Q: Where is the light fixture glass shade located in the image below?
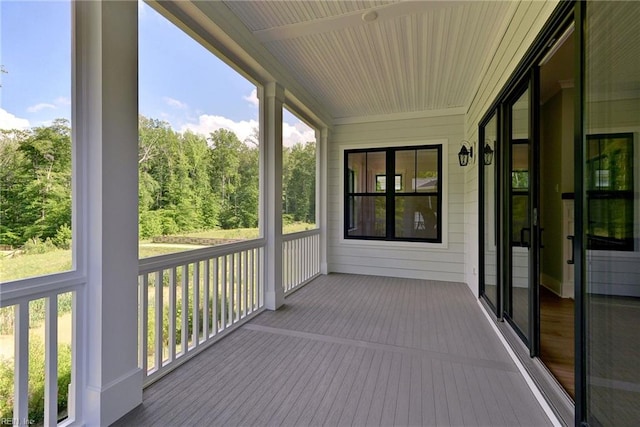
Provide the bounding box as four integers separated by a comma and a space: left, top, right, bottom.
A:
458, 145, 470, 167
483, 143, 494, 166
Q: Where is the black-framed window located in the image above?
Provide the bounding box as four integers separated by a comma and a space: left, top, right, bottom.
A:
344, 145, 442, 242
586, 133, 634, 251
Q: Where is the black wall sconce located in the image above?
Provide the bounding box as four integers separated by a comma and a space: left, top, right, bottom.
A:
458, 140, 473, 167
483, 140, 494, 166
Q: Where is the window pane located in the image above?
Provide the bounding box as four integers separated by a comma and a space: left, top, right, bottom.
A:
587, 198, 634, 250
512, 194, 530, 246
587, 135, 633, 191
347, 152, 365, 193
347, 196, 386, 237
395, 150, 415, 192
138, 3, 259, 259
0, 1, 72, 282
282, 108, 317, 232
395, 196, 438, 239
512, 90, 529, 139
367, 152, 386, 193
586, 134, 634, 251
416, 149, 438, 193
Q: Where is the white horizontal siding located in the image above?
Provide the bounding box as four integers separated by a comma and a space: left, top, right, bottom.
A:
327, 114, 465, 283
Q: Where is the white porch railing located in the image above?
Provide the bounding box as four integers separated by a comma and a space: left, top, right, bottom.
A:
0, 278, 82, 427
282, 229, 321, 294
138, 239, 265, 385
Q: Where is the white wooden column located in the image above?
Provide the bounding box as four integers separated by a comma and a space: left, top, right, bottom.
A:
76, 1, 142, 425
318, 127, 329, 274
260, 82, 285, 310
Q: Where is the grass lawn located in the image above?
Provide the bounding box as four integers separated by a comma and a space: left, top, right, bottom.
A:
1, 223, 317, 282
179, 222, 316, 239
0, 249, 72, 283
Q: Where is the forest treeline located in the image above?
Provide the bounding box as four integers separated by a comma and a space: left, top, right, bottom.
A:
0, 116, 316, 248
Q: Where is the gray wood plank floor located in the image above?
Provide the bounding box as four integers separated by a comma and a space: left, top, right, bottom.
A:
113, 274, 552, 426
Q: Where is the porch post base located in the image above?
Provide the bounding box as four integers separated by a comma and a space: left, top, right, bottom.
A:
264, 288, 285, 311
85, 368, 143, 426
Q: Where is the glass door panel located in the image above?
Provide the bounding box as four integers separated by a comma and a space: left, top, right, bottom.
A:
509, 88, 531, 341
482, 113, 499, 312
584, 2, 640, 424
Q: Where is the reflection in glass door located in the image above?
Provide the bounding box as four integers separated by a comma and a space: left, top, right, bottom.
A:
583, 2, 640, 424
508, 87, 532, 343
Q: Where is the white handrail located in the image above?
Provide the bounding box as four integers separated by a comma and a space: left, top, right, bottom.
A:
282, 228, 320, 242
138, 238, 266, 274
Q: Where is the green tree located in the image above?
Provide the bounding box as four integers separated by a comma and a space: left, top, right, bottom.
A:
283, 142, 316, 223
209, 129, 244, 228
0, 120, 71, 246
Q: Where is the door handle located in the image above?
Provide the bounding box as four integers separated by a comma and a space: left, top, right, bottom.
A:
567, 235, 574, 264
520, 227, 530, 248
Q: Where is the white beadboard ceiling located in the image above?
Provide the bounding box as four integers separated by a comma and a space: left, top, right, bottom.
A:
219, 0, 515, 122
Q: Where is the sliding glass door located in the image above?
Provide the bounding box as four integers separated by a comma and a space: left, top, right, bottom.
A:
505, 82, 538, 347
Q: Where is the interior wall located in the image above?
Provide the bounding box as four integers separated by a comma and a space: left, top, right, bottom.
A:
561, 88, 575, 193
540, 90, 565, 294
327, 113, 465, 283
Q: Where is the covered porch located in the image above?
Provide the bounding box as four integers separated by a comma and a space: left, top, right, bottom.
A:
115, 274, 551, 426
0, 1, 572, 426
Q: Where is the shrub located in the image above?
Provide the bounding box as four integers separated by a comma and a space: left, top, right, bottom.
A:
158, 293, 225, 348
22, 237, 57, 255
0, 337, 72, 424
0, 230, 21, 248
53, 224, 72, 250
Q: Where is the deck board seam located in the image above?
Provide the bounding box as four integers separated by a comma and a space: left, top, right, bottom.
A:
242, 323, 518, 373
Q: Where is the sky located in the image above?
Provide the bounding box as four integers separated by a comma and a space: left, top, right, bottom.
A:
0, 0, 315, 146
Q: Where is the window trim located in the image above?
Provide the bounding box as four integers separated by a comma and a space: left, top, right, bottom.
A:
342, 143, 445, 244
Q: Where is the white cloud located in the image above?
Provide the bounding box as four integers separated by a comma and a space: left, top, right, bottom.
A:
54, 96, 71, 106
181, 115, 259, 144
163, 97, 188, 110
244, 88, 259, 109
26, 103, 56, 113
26, 97, 71, 114
0, 108, 30, 130
283, 122, 316, 147
180, 113, 316, 147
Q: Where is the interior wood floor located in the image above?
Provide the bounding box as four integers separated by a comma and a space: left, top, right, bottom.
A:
539, 286, 575, 399
114, 274, 552, 426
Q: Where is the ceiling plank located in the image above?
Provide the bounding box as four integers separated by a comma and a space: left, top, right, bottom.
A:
253, 1, 465, 43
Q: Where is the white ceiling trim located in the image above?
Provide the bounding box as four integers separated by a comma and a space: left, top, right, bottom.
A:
253, 0, 465, 43
333, 107, 466, 125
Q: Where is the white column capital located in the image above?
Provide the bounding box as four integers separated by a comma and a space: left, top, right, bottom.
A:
264, 81, 285, 102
